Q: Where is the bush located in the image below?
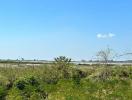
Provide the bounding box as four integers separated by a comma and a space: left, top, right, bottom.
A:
119, 70, 129, 78
15, 76, 39, 90
13, 76, 48, 99
72, 69, 87, 85
27, 76, 39, 86
43, 67, 60, 84
6, 78, 15, 90
98, 70, 112, 81
15, 80, 27, 90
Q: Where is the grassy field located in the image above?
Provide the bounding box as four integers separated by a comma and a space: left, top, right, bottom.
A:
0, 61, 132, 100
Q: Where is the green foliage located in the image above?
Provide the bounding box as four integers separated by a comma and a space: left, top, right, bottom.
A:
0, 86, 6, 100
6, 88, 24, 100
13, 76, 48, 99
42, 66, 60, 84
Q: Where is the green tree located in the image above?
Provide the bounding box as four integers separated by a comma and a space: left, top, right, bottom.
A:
54, 56, 72, 78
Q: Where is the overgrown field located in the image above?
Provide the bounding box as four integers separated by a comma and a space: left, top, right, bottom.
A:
0, 61, 132, 100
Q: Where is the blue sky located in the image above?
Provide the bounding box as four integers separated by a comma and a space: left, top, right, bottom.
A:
0, 0, 132, 60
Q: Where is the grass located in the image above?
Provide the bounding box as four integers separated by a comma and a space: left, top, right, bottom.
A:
0, 63, 131, 100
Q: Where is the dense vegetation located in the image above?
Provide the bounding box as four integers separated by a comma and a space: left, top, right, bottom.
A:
0, 57, 132, 100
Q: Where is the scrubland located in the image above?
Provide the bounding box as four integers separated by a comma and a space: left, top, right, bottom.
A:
0, 57, 131, 100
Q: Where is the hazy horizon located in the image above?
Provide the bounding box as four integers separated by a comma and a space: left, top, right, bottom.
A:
0, 0, 132, 60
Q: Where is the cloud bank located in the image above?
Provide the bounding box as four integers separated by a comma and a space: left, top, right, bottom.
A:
97, 33, 115, 39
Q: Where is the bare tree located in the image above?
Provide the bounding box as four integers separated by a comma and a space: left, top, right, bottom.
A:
96, 47, 114, 64
115, 53, 132, 58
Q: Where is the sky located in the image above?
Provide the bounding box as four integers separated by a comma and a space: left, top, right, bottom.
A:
0, 0, 132, 60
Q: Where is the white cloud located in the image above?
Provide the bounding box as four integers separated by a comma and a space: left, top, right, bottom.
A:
108, 33, 115, 37
97, 33, 115, 39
